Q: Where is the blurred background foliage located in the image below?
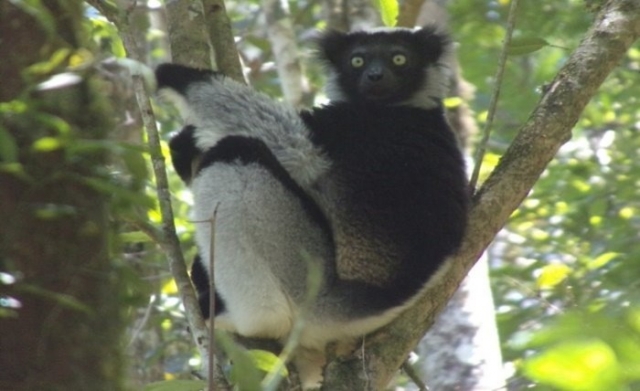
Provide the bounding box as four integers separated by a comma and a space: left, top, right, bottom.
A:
80, 0, 640, 389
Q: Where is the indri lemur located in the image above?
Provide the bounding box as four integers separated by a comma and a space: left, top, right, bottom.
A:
156, 25, 468, 388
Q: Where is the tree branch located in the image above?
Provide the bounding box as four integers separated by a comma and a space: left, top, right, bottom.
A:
165, 0, 212, 68
200, 0, 245, 82
322, 0, 640, 388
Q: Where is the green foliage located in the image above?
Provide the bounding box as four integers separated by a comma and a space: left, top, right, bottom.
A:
218, 333, 264, 390
90, 17, 126, 57
450, 0, 640, 389
520, 311, 640, 390
0, 126, 18, 163
372, 0, 399, 27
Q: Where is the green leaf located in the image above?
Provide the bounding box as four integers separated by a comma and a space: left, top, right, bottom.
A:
443, 96, 463, 109
250, 349, 288, 377
143, 379, 206, 391
26, 48, 72, 76
32, 137, 63, 152
0, 127, 18, 162
217, 331, 263, 391
372, 0, 398, 27
587, 252, 620, 270
119, 231, 153, 243
523, 339, 620, 390
536, 263, 571, 289
507, 37, 549, 56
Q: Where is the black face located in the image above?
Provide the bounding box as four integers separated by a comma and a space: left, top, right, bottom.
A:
318, 27, 447, 105
345, 42, 423, 103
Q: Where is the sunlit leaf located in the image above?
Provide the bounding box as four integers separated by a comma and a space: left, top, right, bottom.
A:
523, 340, 620, 390
0, 99, 28, 114
69, 48, 94, 68
162, 279, 178, 295
589, 215, 603, 226
537, 263, 571, 289
587, 252, 620, 270
372, 0, 398, 27
477, 110, 488, 123
26, 48, 71, 76
32, 137, 63, 152
443, 96, 463, 109
250, 349, 288, 377
619, 207, 633, 219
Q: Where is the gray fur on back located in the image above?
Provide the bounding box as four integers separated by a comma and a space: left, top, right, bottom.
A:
163, 76, 330, 188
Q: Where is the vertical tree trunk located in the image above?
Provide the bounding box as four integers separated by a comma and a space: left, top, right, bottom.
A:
0, 2, 125, 390
262, 0, 311, 108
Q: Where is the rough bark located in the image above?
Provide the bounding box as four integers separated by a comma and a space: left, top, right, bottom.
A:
165, 0, 212, 68
0, 1, 125, 390
200, 0, 245, 82
321, 1, 640, 388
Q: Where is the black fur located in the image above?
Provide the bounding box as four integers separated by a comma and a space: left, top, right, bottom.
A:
301, 102, 467, 310
156, 64, 215, 95
169, 125, 200, 184
189, 254, 226, 319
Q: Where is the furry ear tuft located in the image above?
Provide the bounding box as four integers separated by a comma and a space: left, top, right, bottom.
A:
412, 26, 451, 63
315, 30, 352, 67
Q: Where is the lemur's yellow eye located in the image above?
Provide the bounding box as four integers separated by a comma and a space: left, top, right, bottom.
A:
393, 54, 407, 66
351, 56, 364, 68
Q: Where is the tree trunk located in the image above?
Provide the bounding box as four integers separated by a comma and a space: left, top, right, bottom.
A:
0, 2, 125, 390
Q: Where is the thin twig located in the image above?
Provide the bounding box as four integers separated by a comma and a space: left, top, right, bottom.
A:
361, 336, 371, 389
127, 294, 156, 348
469, 0, 520, 192
208, 204, 220, 390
